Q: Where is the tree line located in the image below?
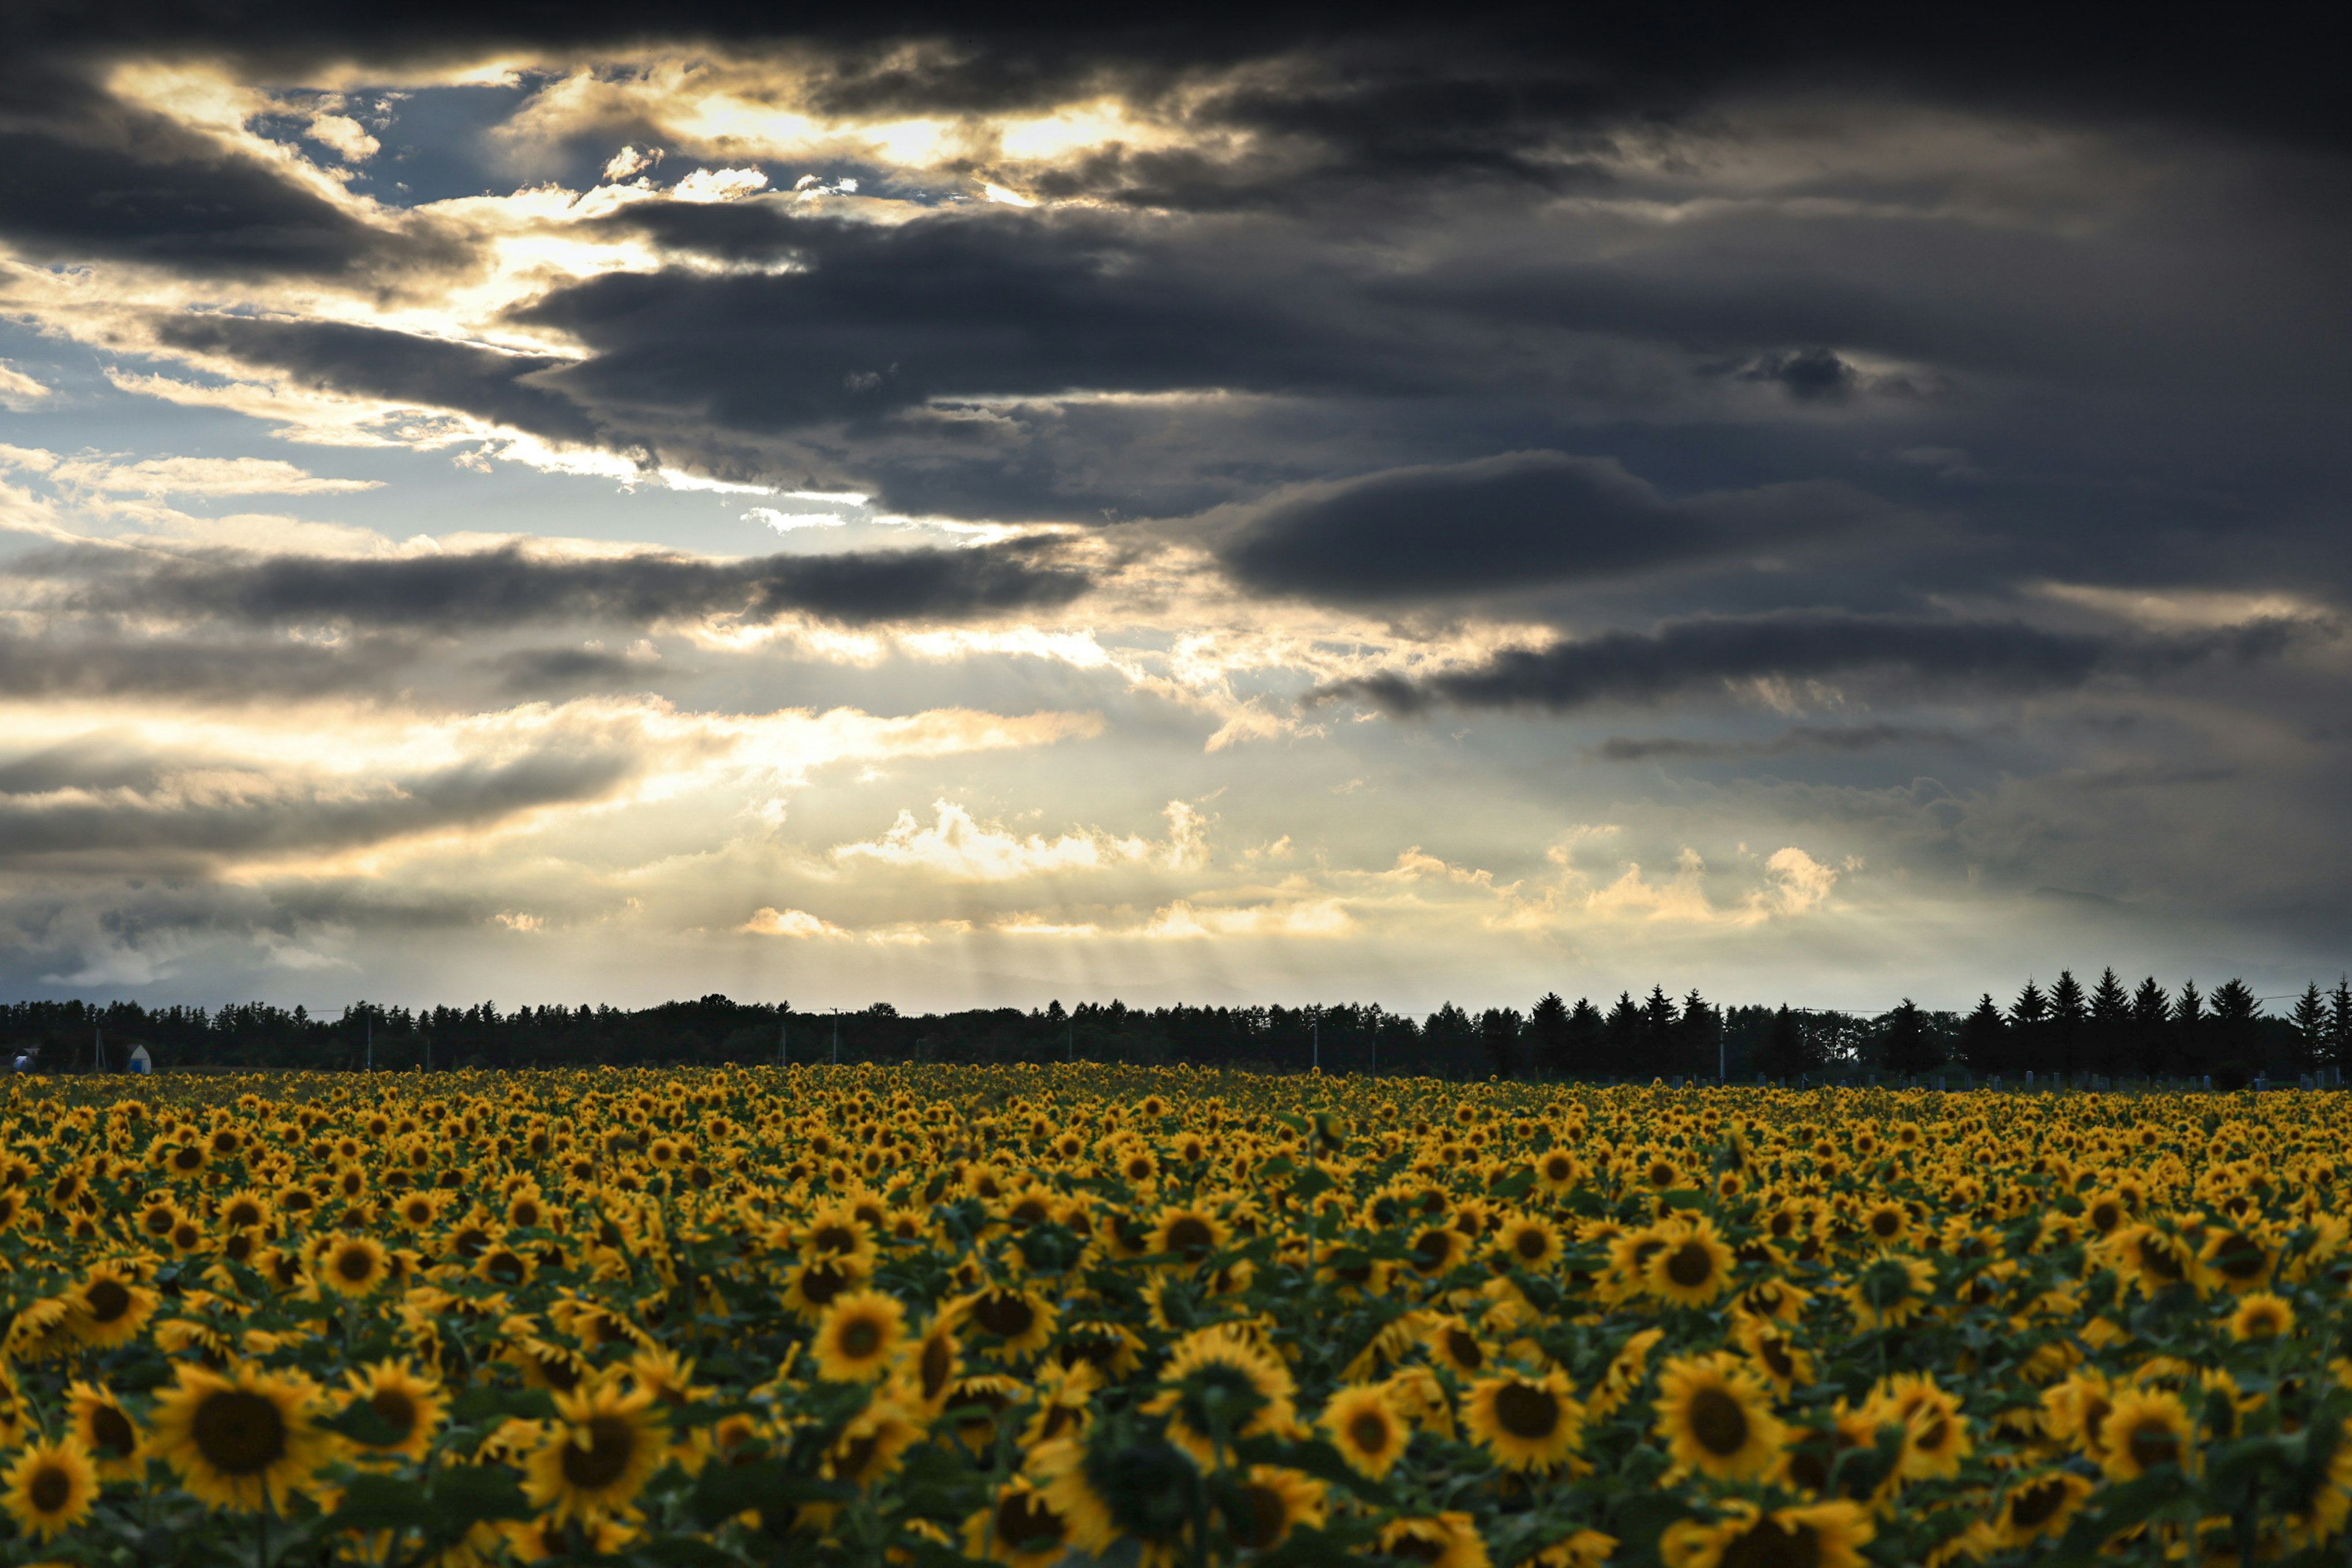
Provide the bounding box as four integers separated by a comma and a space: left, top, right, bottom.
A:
2, 968, 2344, 1084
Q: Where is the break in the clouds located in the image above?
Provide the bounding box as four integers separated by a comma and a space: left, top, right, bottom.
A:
0, 2, 2346, 1008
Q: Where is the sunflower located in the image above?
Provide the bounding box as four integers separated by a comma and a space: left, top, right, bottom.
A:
503, 1513, 638, 1561
1735, 1317, 1815, 1396
1031, 1433, 1199, 1568
1994, 1471, 2095, 1548
1219, 1465, 1325, 1553
523, 1379, 668, 1524
1463, 1370, 1583, 1471
1144, 1323, 1298, 1463
1152, 1206, 1228, 1265
965, 1477, 1072, 1568
826, 1398, 922, 1488
1844, 1253, 1936, 1330
1323, 1383, 1409, 1479
66, 1382, 143, 1479
1655, 1353, 1786, 1481
1874, 1373, 1970, 1480
2, 1436, 97, 1542
965, 1286, 1059, 1361
2229, 1292, 2295, 1343
2199, 1226, 2276, 1294
1493, 1215, 1564, 1272
148, 1362, 331, 1513
2099, 1387, 2197, 1481
317, 1235, 391, 1297
341, 1359, 445, 1463
1378, 1512, 1491, 1568
1409, 1224, 1472, 1277
1662, 1500, 1872, 1568
2108, 1224, 2196, 1296
898, 1317, 962, 1414
65, 1262, 159, 1349
944, 1374, 1026, 1453
1858, 1201, 1912, 1248
1644, 1216, 1736, 1306
1426, 1316, 1490, 1376
813, 1288, 907, 1384
1533, 1148, 1581, 1196
2041, 1370, 2116, 1458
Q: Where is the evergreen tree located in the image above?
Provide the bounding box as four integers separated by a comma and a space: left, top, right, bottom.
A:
2290, 984, 2328, 1075
1528, 992, 1570, 1075
1423, 1003, 1477, 1073
2174, 980, 2206, 1077
1479, 1007, 1523, 1079
2131, 976, 2171, 1077
2049, 970, 2087, 1076
1675, 989, 1721, 1079
2008, 979, 2048, 1076
2089, 967, 2130, 1076
2209, 979, 2258, 1085
1755, 1005, 1813, 1080
1564, 997, 1606, 1075
1604, 992, 1642, 1066
2330, 978, 2352, 1072
1880, 998, 1940, 1076
1958, 993, 2007, 1076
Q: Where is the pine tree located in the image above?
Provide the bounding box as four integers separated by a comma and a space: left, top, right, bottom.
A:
1604, 992, 1641, 1057
1958, 993, 2007, 1076
2131, 976, 2171, 1077
2049, 970, 2087, 1077
1881, 998, 1940, 1076
2089, 968, 2130, 1077
1755, 1005, 1812, 1080
2209, 979, 2258, 1085
2174, 979, 2206, 1079
1528, 992, 1570, 1075
1564, 997, 1606, 1076
1479, 1007, 1523, 1079
2290, 984, 2328, 1075
2329, 977, 2352, 1072
1676, 989, 1721, 1079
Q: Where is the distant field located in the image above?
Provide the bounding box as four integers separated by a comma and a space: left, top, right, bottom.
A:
0, 1067, 2339, 1564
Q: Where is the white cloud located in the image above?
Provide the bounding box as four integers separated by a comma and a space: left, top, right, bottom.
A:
603, 144, 663, 180
833, 799, 1152, 881
747, 507, 847, 532
306, 112, 380, 162
0, 364, 51, 410
672, 167, 771, 203
741, 905, 845, 938
50, 454, 384, 496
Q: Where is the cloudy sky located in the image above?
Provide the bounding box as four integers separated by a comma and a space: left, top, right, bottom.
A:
1, 4, 2345, 1013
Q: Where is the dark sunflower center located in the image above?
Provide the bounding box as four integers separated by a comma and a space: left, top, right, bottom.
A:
1493, 1383, 1560, 1441
227, 1202, 263, 1227
367, 1387, 419, 1440
1757, 1337, 1795, 1378
485, 1250, 527, 1284
1349, 1410, 1394, 1455
191, 1389, 289, 1476
799, 1264, 849, 1308
2212, 1236, 2265, 1280
1444, 1330, 1483, 1370
1720, 1519, 1818, 1568
2125, 1420, 2180, 1471
2138, 1239, 2184, 1281
336, 1247, 377, 1282
89, 1403, 137, 1456
1665, 1242, 1716, 1287
1916, 1415, 1950, 1453
973, 1292, 1036, 1338
1688, 1387, 1750, 1457
813, 1224, 859, 1254
560, 1415, 638, 1491
85, 1278, 132, 1324
1166, 1217, 1215, 1259
28, 1463, 71, 1514
839, 1317, 884, 1360
2009, 1480, 2068, 1529
1870, 1212, 1902, 1238
1545, 1157, 1572, 1180
996, 1492, 1065, 1550
1227, 1483, 1290, 1550
1515, 1231, 1547, 1261
921, 1336, 954, 1398
2089, 1202, 2120, 1232
1389, 1532, 1449, 1564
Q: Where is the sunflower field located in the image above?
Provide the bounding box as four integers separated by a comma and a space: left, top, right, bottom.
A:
0, 1066, 2346, 1567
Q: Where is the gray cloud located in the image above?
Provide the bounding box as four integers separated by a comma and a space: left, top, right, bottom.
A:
0, 627, 414, 701
1215, 450, 1898, 603
1593, 722, 1967, 761
32, 537, 1093, 630
1322, 611, 2328, 715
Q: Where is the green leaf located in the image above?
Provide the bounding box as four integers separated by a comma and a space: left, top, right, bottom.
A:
320, 1474, 429, 1536
323, 1400, 409, 1448
447, 1386, 559, 1426
426, 1463, 534, 1531
1234, 1436, 1395, 1509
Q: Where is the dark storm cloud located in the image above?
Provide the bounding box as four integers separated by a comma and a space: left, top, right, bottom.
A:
0, 745, 636, 862
485, 646, 666, 695
153, 317, 600, 445
1215, 451, 1898, 603
35, 536, 1093, 630
1322, 611, 2328, 716
1593, 723, 1967, 761
0, 627, 412, 702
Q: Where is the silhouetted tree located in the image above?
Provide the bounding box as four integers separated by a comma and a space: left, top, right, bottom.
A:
1959, 993, 2007, 1076
1676, 989, 1721, 1079
1881, 998, 1941, 1076
2131, 977, 2171, 1077
1754, 1005, 1814, 1080
1640, 986, 1678, 1066
2209, 979, 2258, 1087
2174, 980, 2206, 1078
2008, 979, 2049, 1075
2049, 970, 2087, 1076
1528, 992, 1570, 1075
2089, 968, 2131, 1076
2329, 978, 2352, 1072
1423, 1003, 1477, 1074
2291, 984, 2328, 1075
1564, 997, 1607, 1075
1479, 1007, 1523, 1079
